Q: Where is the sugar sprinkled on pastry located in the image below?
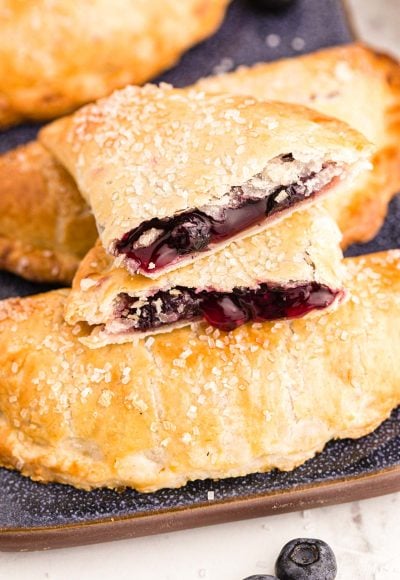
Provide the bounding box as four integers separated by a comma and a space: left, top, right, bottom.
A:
0, 0, 230, 127
196, 43, 400, 247
66, 207, 345, 346
0, 251, 399, 492
1, 44, 398, 283
40, 84, 372, 278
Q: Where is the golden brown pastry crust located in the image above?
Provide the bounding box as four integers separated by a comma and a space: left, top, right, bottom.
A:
1, 44, 398, 283
0, 141, 97, 283
0, 250, 399, 492
67, 207, 344, 345
0, 0, 230, 127
196, 43, 400, 247
40, 84, 370, 276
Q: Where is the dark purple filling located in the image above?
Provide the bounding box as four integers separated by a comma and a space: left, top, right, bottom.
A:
114, 160, 337, 274
117, 283, 340, 333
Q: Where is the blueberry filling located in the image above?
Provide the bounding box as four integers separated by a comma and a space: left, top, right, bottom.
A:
114, 283, 340, 334
114, 156, 341, 274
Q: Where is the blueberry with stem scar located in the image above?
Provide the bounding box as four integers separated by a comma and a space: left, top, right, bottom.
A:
169, 212, 211, 254
275, 538, 337, 580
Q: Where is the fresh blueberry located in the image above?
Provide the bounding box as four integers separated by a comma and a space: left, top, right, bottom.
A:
169, 212, 211, 254
275, 538, 337, 580
242, 576, 279, 580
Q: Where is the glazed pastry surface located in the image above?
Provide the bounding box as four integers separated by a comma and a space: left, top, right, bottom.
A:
0, 141, 97, 283
66, 207, 345, 345
0, 0, 229, 127
0, 251, 398, 492
40, 84, 370, 277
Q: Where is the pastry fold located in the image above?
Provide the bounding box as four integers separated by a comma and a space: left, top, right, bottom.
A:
66, 207, 345, 346
40, 84, 371, 277
0, 251, 399, 492
0, 0, 229, 127
0, 141, 97, 283
1, 44, 398, 283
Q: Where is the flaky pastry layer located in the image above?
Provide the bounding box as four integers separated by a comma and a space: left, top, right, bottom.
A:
0, 251, 399, 492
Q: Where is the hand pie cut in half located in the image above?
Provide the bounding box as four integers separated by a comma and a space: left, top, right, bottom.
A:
196, 43, 400, 249
40, 84, 372, 278
0, 45, 397, 284
0, 251, 399, 492
66, 207, 345, 346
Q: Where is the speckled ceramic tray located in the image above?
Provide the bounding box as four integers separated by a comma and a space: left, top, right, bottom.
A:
1, 0, 400, 553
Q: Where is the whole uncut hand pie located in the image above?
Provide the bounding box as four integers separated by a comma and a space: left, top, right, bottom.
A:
0, 251, 398, 492
66, 207, 345, 346
0, 0, 229, 127
40, 84, 372, 278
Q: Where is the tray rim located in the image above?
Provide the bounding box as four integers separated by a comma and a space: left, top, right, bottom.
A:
1, 464, 399, 552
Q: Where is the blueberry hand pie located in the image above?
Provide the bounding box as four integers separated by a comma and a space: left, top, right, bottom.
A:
40, 84, 372, 278
0, 0, 229, 127
66, 207, 345, 346
0, 251, 398, 492
0, 142, 97, 283
0, 44, 397, 284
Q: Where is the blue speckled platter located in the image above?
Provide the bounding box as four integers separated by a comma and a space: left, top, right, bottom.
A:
1, 0, 400, 552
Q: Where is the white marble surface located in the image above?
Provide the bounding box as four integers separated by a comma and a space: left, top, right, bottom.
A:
347, 0, 400, 58
1, 493, 400, 579
2, 2, 400, 579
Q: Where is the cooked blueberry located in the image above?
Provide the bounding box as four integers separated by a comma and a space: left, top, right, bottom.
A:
275, 538, 337, 580
280, 153, 295, 162
121, 288, 201, 332
169, 212, 211, 254
117, 283, 338, 334
200, 295, 250, 331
